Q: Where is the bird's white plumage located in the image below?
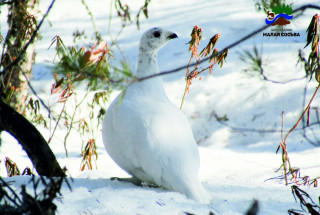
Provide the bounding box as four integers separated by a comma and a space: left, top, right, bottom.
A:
102, 27, 211, 204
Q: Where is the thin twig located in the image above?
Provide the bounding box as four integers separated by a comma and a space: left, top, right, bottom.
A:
210, 110, 320, 134
47, 101, 66, 144
283, 84, 320, 143
280, 83, 320, 185
17, 65, 52, 118
260, 66, 309, 84
0, 178, 22, 206
81, 0, 101, 41
63, 91, 89, 157
179, 51, 199, 109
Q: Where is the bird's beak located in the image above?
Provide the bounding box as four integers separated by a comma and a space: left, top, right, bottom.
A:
167, 33, 178, 39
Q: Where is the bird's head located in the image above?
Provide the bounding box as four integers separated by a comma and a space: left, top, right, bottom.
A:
139, 27, 178, 54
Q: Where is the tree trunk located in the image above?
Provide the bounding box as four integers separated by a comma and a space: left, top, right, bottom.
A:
0, 0, 38, 113
0, 98, 65, 177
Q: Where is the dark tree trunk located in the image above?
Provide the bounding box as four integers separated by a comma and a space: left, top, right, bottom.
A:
0, 0, 38, 113
0, 98, 65, 177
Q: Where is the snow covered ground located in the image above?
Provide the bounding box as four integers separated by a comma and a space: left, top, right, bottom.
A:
1, 0, 320, 214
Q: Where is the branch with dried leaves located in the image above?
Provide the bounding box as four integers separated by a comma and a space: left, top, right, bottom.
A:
180, 26, 228, 109
276, 13, 320, 186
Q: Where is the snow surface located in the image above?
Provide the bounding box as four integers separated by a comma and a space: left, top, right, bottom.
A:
1, 0, 320, 214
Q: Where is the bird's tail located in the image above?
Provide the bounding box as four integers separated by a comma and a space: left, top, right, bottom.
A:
186, 182, 212, 204
161, 172, 212, 204
181, 179, 212, 204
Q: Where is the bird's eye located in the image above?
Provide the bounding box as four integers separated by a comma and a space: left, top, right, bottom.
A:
153, 31, 161, 38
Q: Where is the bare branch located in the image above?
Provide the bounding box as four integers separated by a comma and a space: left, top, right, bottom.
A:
210, 110, 320, 134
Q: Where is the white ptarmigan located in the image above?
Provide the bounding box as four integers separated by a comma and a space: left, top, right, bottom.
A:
102, 27, 211, 204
